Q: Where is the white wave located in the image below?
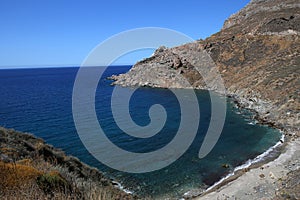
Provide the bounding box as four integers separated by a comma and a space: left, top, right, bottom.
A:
112, 180, 133, 194
248, 121, 255, 125
205, 133, 285, 192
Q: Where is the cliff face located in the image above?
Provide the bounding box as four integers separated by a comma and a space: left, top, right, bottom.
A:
112, 0, 300, 134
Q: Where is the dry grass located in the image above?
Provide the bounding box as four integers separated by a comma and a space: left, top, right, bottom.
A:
0, 158, 132, 200
0, 161, 42, 190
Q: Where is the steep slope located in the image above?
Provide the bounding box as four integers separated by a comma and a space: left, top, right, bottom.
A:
0, 127, 135, 199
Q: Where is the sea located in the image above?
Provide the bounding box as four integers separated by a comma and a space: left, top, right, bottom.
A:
0, 66, 282, 199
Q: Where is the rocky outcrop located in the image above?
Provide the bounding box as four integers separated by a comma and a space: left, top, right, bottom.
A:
111, 0, 300, 136
111, 45, 196, 89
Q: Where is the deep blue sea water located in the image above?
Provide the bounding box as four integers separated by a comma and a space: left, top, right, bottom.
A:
0, 66, 282, 198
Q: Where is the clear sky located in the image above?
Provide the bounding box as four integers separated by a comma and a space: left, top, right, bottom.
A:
0, 0, 250, 68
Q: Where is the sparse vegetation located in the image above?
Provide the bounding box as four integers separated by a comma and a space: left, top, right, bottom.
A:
37, 170, 69, 194
0, 161, 42, 190
0, 127, 135, 200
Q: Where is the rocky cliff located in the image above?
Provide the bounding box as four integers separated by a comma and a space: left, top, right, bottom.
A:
111, 0, 300, 135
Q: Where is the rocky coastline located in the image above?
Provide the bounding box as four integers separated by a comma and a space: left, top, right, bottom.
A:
110, 0, 300, 199
1, 0, 299, 199
111, 0, 299, 134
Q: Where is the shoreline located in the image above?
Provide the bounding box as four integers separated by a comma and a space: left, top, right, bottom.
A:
183, 91, 298, 200
186, 133, 286, 198
192, 92, 299, 199
173, 88, 291, 199
197, 136, 300, 199
111, 180, 134, 195
109, 80, 299, 199
110, 87, 291, 199
108, 84, 296, 199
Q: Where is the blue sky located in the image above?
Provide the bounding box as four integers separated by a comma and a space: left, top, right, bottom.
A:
0, 0, 250, 68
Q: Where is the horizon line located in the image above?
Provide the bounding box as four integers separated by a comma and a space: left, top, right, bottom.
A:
0, 64, 134, 69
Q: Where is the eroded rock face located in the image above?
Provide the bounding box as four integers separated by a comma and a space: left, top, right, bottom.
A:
111, 43, 215, 89
223, 0, 300, 35
111, 0, 300, 134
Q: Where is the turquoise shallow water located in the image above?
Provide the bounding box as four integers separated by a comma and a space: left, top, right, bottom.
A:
0, 66, 282, 198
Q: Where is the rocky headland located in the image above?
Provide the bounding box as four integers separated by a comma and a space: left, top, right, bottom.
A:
111, 0, 300, 199
112, 0, 299, 135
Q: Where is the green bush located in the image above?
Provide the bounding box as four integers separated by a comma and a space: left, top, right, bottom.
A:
37, 171, 68, 193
